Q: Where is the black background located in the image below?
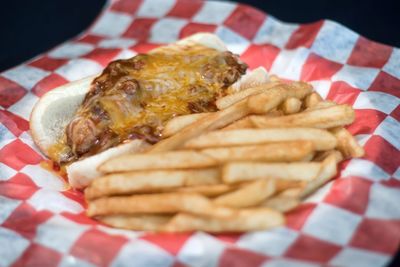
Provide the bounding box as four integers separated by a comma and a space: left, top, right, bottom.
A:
0, 0, 398, 265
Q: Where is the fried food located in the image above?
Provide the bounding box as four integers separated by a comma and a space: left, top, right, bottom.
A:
184, 128, 337, 151
84, 74, 364, 233
222, 161, 322, 183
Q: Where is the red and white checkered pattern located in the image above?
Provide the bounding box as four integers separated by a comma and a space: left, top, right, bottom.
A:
0, 0, 399, 266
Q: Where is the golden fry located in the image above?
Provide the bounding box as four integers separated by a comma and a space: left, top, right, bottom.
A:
281, 97, 302, 114
217, 82, 280, 109
313, 150, 343, 163
99, 150, 218, 173
99, 214, 172, 231
330, 127, 365, 158
247, 86, 289, 114
200, 141, 314, 162
87, 193, 235, 218
222, 161, 322, 184
173, 184, 237, 197
184, 128, 337, 151
222, 117, 254, 130
250, 104, 355, 129
306, 101, 336, 110
163, 208, 284, 232
262, 196, 300, 212
300, 154, 338, 198
149, 99, 250, 153
304, 92, 323, 108
162, 113, 210, 138
214, 179, 276, 208
85, 168, 220, 200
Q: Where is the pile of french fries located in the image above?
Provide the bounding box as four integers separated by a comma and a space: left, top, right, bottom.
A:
84, 75, 364, 232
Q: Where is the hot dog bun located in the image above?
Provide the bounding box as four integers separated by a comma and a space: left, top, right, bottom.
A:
30, 33, 269, 189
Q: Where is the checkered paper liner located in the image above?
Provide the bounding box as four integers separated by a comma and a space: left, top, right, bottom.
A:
0, 0, 399, 266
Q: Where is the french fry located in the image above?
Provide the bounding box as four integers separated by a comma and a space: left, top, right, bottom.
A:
162, 113, 210, 138
173, 184, 237, 197
149, 83, 301, 153
217, 82, 281, 109
247, 86, 289, 114
99, 150, 218, 173
304, 92, 323, 108
279, 187, 303, 197
330, 127, 365, 158
200, 141, 314, 162
214, 179, 276, 208
99, 214, 172, 231
268, 74, 281, 82
275, 180, 304, 192
184, 128, 337, 151
148, 99, 250, 153
262, 196, 300, 212
301, 152, 315, 162
230, 66, 270, 92
246, 81, 314, 115
222, 117, 254, 130
313, 150, 344, 163
85, 168, 220, 200
266, 109, 285, 117
222, 161, 322, 184
163, 208, 284, 232
306, 101, 336, 110
87, 193, 235, 218
281, 97, 302, 114
300, 154, 338, 198
250, 104, 355, 129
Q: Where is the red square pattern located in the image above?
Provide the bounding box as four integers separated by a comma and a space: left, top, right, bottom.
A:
285, 203, 316, 231
2, 202, 52, 240
0, 76, 27, 108
300, 53, 342, 82
285, 20, 324, 49
0, 110, 29, 137
224, 4, 266, 40
390, 105, 400, 122
381, 178, 400, 188
324, 177, 372, 215
70, 229, 128, 266
350, 218, 400, 254
123, 18, 158, 41
368, 71, 400, 98
326, 81, 361, 106
212, 233, 241, 244
0, 139, 43, 171
83, 48, 122, 67
141, 233, 191, 256
31, 73, 68, 97
346, 109, 387, 135
61, 212, 99, 226
110, 0, 143, 14
347, 37, 393, 68
11, 243, 62, 267
77, 34, 104, 45
0, 173, 38, 200
132, 43, 160, 54
240, 44, 280, 71
363, 135, 400, 175
218, 247, 268, 267
285, 234, 341, 263
61, 189, 86, 208
172, 261, 189, 267
179, 23, 217, 39
167, 0, 204, 19
28, 56, 68, 72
